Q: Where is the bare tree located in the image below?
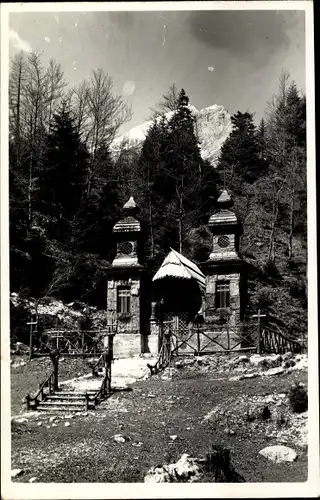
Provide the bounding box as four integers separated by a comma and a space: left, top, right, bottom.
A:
9, 50, 67, 227
265, 71, 306, 262
9, 52, 27, 163
68, 81, 90, 136
69, 69, 132, 197
150, 83, 179, 119
44, 59, 67, 129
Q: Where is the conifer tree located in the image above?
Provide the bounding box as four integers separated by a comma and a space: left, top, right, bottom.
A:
217, 111, 267, 192
37, 102, 89, 241
138, 89, 218, 263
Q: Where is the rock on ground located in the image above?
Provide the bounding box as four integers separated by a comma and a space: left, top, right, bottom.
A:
264, 367, 285, 377
259, 445, 297, 463
144, 453, 202, 483
11, 469, 24, 478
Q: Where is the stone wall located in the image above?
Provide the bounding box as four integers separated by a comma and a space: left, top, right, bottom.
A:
107, 277, 141, 333
204, 272, 241, 326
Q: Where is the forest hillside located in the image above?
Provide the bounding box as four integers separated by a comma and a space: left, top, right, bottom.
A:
9, 52, 307, 340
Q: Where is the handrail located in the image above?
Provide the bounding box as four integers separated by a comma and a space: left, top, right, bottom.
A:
85, 371, 109, 409
26, 370, 55, 410
88, 353, 105, 376
147, 334, 172, 375
273, 324, 307, 348
34, 371, 55, 399
261, 324, 306, 354
147, 342, 165, 375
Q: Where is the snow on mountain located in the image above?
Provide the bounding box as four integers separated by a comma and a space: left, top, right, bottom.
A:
110, 104, 232, 167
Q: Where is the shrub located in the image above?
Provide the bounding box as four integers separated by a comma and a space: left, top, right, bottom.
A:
289, 383, 308, 413
263, 260, 282, 282
289, 278, 306, 299
261, 405, 271, 420
277, 414, 288, 428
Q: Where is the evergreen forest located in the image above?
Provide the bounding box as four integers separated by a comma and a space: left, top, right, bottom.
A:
9, 51, 307, 339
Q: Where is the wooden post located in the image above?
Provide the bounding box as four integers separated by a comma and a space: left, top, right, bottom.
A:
27, 317, 37, 361
50, 350, 60, 392
82, 330, 85, 351
158, 321, 163, 353
26, 394, 30, 410
106, 335, 114, 393
252, 309, 266, 354
226, 321, 230, 351
197, 326, 201, 356
85, 392, 89, 411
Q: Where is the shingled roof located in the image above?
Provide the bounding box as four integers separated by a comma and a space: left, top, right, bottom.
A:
152, 248, 206, 292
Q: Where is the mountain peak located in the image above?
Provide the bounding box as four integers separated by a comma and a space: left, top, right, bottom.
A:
110, 104, 232, 167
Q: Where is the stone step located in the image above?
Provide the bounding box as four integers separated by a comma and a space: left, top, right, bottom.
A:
37, 405, 86, 412
54, 391, 97, 396
39, 400, 88, 407
46, 395, 87, 401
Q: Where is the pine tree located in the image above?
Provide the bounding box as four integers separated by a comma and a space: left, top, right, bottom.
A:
217, 111, 267, 191
38, 102, 89, 241
138, 89, 219, 263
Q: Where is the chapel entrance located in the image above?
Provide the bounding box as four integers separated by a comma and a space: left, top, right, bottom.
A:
152, 248, 206, 352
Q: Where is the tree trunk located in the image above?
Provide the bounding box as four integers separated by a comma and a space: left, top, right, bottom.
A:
28, 151, 33, 227
288, 152, 297, 260
268, 177, 286, 262
15, 63, 22, 167
147, 163, 155, 258
178, 176, 184, 253
288, 186, 295, 260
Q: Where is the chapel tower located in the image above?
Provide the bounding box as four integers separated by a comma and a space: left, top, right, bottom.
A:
201, 190, 244, 327
105, 196, 148, 356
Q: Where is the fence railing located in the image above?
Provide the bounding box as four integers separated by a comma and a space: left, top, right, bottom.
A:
30, 327, 116, 358
260, 325, 306, 354
153, 317, 307, 359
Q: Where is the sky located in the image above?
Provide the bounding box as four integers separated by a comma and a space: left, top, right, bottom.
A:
9, 8, 306, 135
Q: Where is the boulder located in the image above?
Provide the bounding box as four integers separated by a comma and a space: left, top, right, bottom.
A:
144, 466, 171, 483
114, 434, 129, 443
291, 355, 308, 371
259, 445, 297, 463
144, 454, 202, 483
11, 469, 24, 478
264, 367, 285, 377
238, 355, 249, 363
14, 417, 28, 424
282, 352, 293, 361
249, 354, 264, 366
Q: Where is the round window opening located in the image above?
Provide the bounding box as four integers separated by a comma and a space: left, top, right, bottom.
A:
218, 236, 230, 248
121, 242, 134, 255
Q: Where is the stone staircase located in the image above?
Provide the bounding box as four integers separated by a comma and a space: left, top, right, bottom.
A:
36, 390, 98, 412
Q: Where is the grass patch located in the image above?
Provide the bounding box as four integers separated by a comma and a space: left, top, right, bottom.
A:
11, 356, 91, 415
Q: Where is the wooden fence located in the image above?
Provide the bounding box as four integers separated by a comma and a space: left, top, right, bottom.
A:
157, 318, 307, 357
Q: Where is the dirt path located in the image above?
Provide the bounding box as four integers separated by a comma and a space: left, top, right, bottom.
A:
60, 355, 157, 392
